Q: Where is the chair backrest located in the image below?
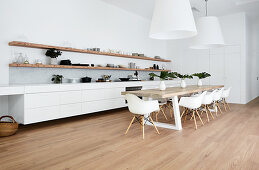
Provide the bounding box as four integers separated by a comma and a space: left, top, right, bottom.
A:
213, 88, 224, 101
198, 91, 207, 103
194, 91, 207, 107
202, 90, 216, 104
222, 87, 231, 98
125, 94, 159, 115
125, 94, 143, 114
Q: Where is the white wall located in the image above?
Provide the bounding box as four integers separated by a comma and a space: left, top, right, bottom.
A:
246, 16, 259, 102
167, 13, 250, 104
0, 0, 168, 114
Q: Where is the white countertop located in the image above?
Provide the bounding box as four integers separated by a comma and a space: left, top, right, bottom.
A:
0, 80, 179, 95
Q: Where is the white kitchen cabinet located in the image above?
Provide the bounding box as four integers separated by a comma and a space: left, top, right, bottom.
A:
82, 98, 126, 114
60, 103, 82, 118
25, 92, 60, 109
82, 87, 124, 102
6, 80, 178, 124
60, 91, 82, 104
24, 106, 60, 124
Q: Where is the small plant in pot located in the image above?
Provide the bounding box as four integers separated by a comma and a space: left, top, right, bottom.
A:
51, 75, 64, 84
192, 72, 211, 86
168, 72, 178, 79
176, 73, 193, 88
149, 71, 169, 90
45, 48, 62, 65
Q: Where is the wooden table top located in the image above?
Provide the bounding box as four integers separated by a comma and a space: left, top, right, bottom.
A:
121, 85, 224, 98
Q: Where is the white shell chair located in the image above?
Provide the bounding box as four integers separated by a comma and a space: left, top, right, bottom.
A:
125, 94, 160, 139
193, 89, 217, 122
211, 88, 224, 116
221, 87, 231, 111
179, 91, 207, 129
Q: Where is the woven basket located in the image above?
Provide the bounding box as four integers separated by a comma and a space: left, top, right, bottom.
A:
0, 116, 19, 137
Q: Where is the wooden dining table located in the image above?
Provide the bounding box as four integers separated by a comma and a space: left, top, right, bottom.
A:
121, 85, 224, 131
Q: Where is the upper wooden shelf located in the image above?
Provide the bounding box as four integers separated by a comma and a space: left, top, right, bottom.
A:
8, 41, 171, 62
9, 64, 170, 72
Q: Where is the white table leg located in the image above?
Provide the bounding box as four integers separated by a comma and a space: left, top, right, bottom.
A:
172, 96, 182, 130
143, 96, 182, 131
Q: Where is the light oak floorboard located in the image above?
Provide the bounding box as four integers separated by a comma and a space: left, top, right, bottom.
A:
0, 98, 259, 170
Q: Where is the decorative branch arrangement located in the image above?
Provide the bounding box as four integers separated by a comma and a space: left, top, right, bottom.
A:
149, 71, 194, 80
192, 72, 211, 79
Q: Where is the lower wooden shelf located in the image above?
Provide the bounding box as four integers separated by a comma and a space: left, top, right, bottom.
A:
9, 64, 171, 72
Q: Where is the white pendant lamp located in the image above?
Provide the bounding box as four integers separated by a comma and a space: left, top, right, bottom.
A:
149, 0, 197, 40
190, 0, 225, 49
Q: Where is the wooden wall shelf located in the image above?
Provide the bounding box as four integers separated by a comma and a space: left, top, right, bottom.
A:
8, 41, 171, 62
9, 64, 171, 72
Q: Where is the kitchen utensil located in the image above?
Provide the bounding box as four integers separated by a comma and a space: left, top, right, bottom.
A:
81, 76, 92, 83
119, 78, 130, 81
60, 60, 72, 65
68, 78, 80, 83
129, 62, 136, 69
107, 64, 114, 67
118, 65, 126, 68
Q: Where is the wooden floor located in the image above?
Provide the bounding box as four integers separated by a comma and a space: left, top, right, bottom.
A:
0, 98, 259, 170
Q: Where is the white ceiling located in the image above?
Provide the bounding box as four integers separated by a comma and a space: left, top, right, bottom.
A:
101, 0, 259, 19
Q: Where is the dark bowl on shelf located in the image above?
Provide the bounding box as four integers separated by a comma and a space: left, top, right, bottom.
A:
119, 78, 130, 81
60, 60, 72, 65
81, 76, 92, 83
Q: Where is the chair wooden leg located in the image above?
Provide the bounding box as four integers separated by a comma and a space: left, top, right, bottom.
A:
160, 106, 168, 120
168, 103, 173, 118
149, 117, 160, 134
223, 98, 227, 111
181, 108, 186, 118
142, 116, 144, 139
195, 109, 204, 125
204, 105, 210, 122
207, 105, 214, 119
216, 102, 223, 114
163, 104, 167, 114
184, 109, 188, 123
156, 111, 158, 122
225, 100, 231, 111
125, 116, 135, 135
214, 103, 218, 117
192, 110, 197, 130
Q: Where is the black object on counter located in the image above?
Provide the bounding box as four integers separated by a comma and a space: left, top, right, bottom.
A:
81, 76, 92, 83
119, 78, 130, 81
60, 60, 72, 65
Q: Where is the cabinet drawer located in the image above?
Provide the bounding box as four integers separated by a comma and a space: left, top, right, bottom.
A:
82, 98, 126, 113
60, 91, 82, 104
25, 93, 60, 109
60, 103, 82, 118
82, 88, 124, 101
24, 106, 60, 124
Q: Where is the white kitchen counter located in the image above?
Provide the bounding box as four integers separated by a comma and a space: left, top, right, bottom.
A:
4, 80, 179, 124
0, 80, 179, 95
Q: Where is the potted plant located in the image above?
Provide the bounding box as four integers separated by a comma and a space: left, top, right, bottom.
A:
45, 48, 62, 65
149, 71, 169, 90
51, 75, 64, 84
192, 72, 211, 86
168, 72, 178, 79
176, 73, 193, 88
